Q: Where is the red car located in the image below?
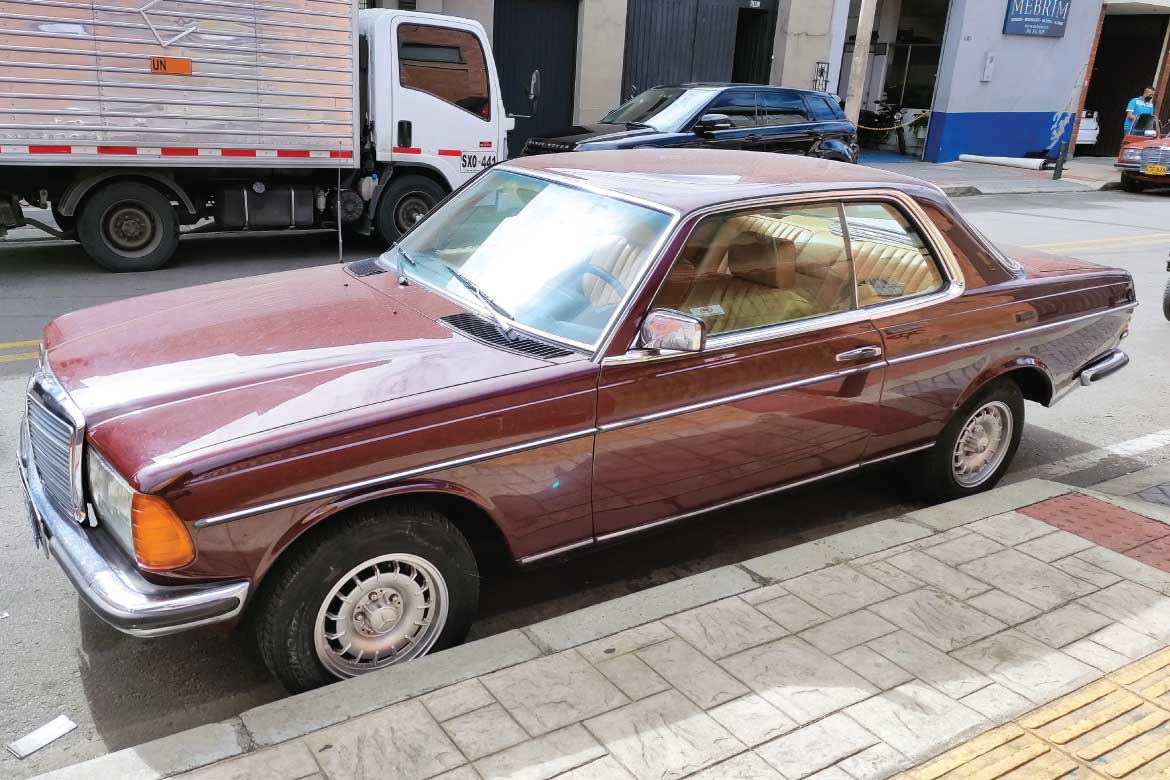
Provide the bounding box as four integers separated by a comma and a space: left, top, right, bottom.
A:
1116, 114, 1168, 192
19, 150, 1134, 691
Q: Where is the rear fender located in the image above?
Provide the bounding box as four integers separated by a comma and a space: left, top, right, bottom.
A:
954, 356, 1056, 410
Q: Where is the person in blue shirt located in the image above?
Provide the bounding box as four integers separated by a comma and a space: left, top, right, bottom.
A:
1125, 87, 1156, 135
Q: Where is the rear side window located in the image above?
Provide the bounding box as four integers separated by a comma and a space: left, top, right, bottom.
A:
398, 23, 490, 121
805, 95, 842, 121
707, 92, 759, 128
760, 90, 810, 125
842, 202, 945, 306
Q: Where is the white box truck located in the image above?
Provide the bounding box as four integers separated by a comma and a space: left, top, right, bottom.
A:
0, 1, 514, 271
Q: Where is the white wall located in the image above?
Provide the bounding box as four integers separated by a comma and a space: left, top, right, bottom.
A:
772, 0, 838, 88
575, 0, 628, 123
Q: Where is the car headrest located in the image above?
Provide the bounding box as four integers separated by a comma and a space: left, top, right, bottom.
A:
727, 233, 796, 289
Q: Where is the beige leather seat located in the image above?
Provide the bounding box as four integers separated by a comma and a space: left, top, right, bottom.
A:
851, 239, 943, 307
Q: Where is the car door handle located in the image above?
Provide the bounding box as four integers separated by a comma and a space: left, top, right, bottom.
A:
745, 134, 763, 142
836, 346, 883, 362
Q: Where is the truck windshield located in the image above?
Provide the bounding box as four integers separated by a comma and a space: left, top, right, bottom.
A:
601, 87, 717, 132
383, 169, 673, 350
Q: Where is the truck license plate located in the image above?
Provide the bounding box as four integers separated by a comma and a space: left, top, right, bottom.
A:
461, 153, 496, 171
1146, 164, 1168, 176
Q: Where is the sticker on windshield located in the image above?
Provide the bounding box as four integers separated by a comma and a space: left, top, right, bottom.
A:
461, 153, 497, 171
690, 304, 725, 318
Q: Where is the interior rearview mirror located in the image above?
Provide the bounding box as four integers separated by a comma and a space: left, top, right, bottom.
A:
695, 113, 733, 133
639, 309, 705, 353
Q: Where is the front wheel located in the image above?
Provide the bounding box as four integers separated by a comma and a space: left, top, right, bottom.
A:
253, 501, 479, 692
76, 181, 178, 271
374, 175, 446, 245
1121, 173, 1146, 193
1162, 278, 1170, 321
916, 379, 1024, 502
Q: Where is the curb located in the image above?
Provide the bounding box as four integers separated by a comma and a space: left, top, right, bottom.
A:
31, 478, 1088, 780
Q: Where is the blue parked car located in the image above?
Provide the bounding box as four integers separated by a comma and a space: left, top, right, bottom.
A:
521, 83, 858, 163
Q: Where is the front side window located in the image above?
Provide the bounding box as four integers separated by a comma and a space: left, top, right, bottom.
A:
842, 202, 945, 306
383, 170, 673, 348
398, 23, 490, 120
760, 90, 811, 126
706, 92, 759, 129
650, 203, 854, 337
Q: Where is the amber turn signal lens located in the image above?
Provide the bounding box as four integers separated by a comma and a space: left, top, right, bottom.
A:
131, 493, 195, 571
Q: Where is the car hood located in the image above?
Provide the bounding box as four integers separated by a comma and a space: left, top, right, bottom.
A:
532, 123, 660, 146
1122, 135, 1169, 149
43, 265, 549, 478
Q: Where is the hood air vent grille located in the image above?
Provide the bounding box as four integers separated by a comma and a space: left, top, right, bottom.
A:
346, 258, 387, 277
440, 313, 573, 359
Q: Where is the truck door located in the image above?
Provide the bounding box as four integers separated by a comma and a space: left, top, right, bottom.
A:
391, 19, 502, 188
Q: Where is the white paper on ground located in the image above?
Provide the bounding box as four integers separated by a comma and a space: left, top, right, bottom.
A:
6, 715, 77, 759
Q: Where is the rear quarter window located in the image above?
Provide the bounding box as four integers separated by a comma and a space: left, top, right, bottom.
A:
804, 94, 844, 122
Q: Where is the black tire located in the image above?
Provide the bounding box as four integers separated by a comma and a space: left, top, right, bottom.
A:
76, 181, 178, 271
1162, 278, 1170, 321
374, 174, 446, 245
253, 501, 479, 693
1121, 173, 1145, 193
916, 379, 1025, 503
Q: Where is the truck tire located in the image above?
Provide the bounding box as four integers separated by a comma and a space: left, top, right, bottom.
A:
1121, 173, 1145, 193
914, 379, 1024, 503
1162, 278, 1170, 321
76, 181, 179, 272
375, 174, 446, 245
253, 500, 479, 693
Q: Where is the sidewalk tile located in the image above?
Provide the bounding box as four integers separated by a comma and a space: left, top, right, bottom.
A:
922, 534, 1004, 567
966, 589, 1041, 624
959, 549, 1095, 609
1074, 547, 1170, 593
742, 584, 790, 606
806, 766, 852, 780
637, 637, 749, 708
554, 755, 636, 780
866, 631, 989, 699
845, 681, 987, 760
304, 699, 464, 780
886, 551, 991, 599
754, 594, 831, 632
953, 630, 1099, 703
422, 680, 496, 722
691, 752, 784, 780
482, 650, 628, 737
800, 611, 897, 655
721, 637, 877, 724
966, 511, 1056, 546
1080, 580, 1170, 642
754, 713, 877, 779
1019, 493, 1170, 551
1126, 537, 1170, 573
859, 561, 924, 594
434, 769, 480, 780
838, 742, 910, 780
595, 653, 670, 700
1089, 623, 1162, 660
709, 694, 798, 746
1017, 603, 1113, 648
869, 588, 1006, 651
783, 565, 897, 617
903, 481, 1069, 531
1063, 638, 1132, 672
176, 742, 319, 780
1014, 530, 1094, 563
584, 690, 741, 780
577, 622, 675, 665
442, 703, 529, 761
474, 724, 605, 780
1138, 483, 1170, 507
959, 683, 1033, 722
663, 597, 786, 659
1051, 556, 1122, 589
834, 645, 914, 690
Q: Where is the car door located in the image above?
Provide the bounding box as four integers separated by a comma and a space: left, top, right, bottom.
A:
686, 90, 761, 151
592, 198, 886, 539
756, 89, 817, 155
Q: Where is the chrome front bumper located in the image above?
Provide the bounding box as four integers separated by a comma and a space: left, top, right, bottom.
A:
1079, 348, 1129, 387
17, 416, 249, 637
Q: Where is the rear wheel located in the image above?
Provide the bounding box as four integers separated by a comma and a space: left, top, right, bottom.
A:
1121, 173, 1145, 193
374, 174, 446, 245
916, 379, 1024, 502
253, 501, 479, 692
76, 181, 178, 271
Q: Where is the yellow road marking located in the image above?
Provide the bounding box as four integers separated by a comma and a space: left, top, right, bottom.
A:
0, 339, 41, 350
0, 352, 38, 363
1023, 232, 1170, 250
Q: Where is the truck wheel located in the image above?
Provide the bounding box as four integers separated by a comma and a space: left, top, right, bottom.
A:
253, 501, 479, 693
915, 379, 1024, 503
76, 181, 178, 272
375, 175, 445, 244
1121, 173, 1145, 193
1162, 278, 1170, 321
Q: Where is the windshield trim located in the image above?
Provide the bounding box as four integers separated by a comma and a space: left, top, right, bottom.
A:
393, 165, 681, 356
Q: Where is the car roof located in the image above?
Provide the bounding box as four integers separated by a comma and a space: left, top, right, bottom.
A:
503, 149, 932, 215
678, 82, 825, 95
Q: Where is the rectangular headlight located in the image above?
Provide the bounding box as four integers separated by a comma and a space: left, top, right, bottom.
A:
1122, 148, 1142, 161
86, 449, 134, 555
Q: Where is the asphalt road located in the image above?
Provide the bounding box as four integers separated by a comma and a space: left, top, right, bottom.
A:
2, 189, 1170, 778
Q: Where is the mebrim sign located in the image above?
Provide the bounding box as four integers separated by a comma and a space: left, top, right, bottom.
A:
1003, 0, 1070, 38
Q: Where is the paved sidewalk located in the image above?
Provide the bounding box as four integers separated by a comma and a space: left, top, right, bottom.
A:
36, 478, 1170, 780
865, 157, 1122, 197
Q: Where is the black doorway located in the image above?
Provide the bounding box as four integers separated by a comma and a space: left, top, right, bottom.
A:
493, 0, 580, 157
1083, 14, 1169, 156
732, 8, 771, 83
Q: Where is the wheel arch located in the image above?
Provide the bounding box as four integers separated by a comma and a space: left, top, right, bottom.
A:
955, 357, 1056, 410
369, 163, 453, 223
58, 170, 198, 218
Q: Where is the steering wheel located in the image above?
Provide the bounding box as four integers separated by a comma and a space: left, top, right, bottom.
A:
582, 264, 628, 298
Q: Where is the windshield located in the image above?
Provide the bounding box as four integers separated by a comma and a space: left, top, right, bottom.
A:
601, 87, 718, 132
380, 169, 673, 349
1131, 113, 1160, 136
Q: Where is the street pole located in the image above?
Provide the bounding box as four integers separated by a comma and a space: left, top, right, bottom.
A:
844, 0, 879, 125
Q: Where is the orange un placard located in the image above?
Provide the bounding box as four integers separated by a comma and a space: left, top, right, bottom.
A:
150, 57, 192, 76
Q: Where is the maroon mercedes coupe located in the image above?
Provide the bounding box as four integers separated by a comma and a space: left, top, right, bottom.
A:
19, 150, 1133, 690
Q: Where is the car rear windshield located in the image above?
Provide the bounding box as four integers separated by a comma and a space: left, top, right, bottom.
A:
602, 87, 717, 132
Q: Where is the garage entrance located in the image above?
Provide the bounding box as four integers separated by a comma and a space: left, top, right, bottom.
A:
493, 0, 579, 157
1082, 13, 1170, 156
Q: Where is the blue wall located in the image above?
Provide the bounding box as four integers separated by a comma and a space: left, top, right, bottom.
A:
924, 110, 1075, 162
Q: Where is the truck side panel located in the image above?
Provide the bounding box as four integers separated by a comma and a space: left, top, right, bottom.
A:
0, 0, 359, 168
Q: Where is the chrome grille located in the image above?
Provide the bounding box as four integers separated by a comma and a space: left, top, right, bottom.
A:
25, 367, 84, 522
1140, 146, 1170, 169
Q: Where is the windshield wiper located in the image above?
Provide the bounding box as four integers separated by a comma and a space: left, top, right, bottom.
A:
441, 264, 519, 341
625, 121, 652, 129
393, 244, 416, 286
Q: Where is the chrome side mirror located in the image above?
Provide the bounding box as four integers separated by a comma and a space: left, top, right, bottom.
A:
639, 309, 705, 353
695, 113, 733, 133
